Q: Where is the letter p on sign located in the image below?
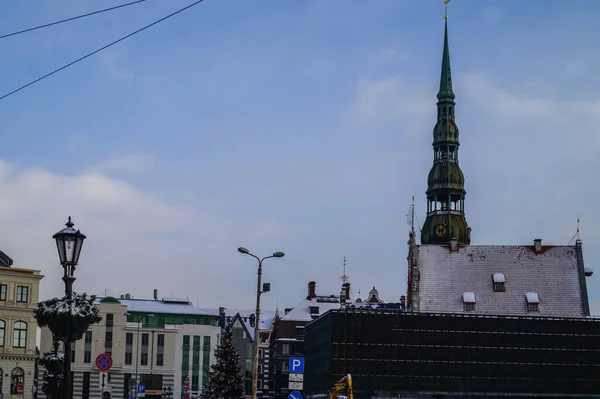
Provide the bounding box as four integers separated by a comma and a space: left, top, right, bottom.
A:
289, 357, 305, 373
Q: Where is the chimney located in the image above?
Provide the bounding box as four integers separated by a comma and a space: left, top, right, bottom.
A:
400, 295, 406, 307
343, 283, 351, 301
218, 307, 226, 328
153, 289, 158, 300
307, 281, 316, 300
450, 237, 458, 252
534, 238, 542, 253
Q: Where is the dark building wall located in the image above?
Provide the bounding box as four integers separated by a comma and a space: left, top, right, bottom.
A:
304, 310, 600, 398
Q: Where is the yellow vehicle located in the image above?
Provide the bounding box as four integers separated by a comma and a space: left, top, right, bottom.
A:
328, 374, 353, 399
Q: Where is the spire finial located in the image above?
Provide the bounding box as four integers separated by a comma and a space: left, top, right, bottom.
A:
444, 0, 451, 19
340, 256, 349, 284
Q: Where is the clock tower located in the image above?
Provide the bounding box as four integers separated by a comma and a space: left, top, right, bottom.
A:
421, 17, 471, 245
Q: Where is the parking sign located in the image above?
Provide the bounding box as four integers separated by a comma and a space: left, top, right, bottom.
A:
289, 357, 305, 373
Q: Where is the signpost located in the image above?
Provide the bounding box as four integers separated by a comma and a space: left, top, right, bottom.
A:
288, 357, 305, 392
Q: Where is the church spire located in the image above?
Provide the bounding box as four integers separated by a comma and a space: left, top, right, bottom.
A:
421, 15, 471, 246
438, 18, 454, 101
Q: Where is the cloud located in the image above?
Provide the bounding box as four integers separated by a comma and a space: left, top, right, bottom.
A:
86, 153, 155, 176
0, 159, 289, 308
349, 75, 433, 131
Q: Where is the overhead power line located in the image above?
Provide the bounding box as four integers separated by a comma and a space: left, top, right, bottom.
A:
0, 0, 205, 101
0, 0, 150, 40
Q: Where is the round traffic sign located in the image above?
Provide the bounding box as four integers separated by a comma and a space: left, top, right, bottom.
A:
96, 353, 113, 371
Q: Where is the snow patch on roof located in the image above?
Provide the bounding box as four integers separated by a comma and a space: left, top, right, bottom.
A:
526, 292, 540, 304
493, 273, 505, 283
462, 292, 476, 303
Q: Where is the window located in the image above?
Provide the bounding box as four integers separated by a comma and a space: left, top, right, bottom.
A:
0, 320, 5, 346
281, 343, 290, 355
0, 284, 6, 301
462, 292, 476, 312
492, 273, 506, 292
84, 331, 92, 363
71, 342, 76, 362
13, 321, 27, 348
141, 333, 149, 365
15, 286, 29, 303
125, 333, 133, 365
258, 364, 263, 374
10, 368, 24, 394
157, 333, 165, 366
526, 292, 540, 312
258, 349, 263, 359
106, 313, 114, 326
82, 372, 91, 399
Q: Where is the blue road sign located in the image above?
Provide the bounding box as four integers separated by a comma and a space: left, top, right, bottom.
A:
137, 384, 146, 394
289, 357, 305, 373
288, 391, 303, 399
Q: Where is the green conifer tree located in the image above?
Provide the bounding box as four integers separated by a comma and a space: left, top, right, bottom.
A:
200, 323, 245, 399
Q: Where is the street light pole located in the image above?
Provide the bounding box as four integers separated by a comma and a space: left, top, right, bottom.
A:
53, 217, 86, 399
134, 314, 154, 398
237, 247, 284, 399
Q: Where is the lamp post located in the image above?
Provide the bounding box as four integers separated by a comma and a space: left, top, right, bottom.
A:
237, 247, 284, 399
134, 314, 154, 397
53, 217, 86, 399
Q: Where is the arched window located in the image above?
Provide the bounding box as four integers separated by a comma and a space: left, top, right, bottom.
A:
13, 321, 27, 348
0, 320, 5, 346
10, 367, 24, 395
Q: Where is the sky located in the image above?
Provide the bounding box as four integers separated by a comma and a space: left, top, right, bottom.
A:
0, 0, 599, 314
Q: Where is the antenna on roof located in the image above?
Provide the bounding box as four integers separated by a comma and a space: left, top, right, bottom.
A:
406, 196, 416, 235
340, 256, 350, 285
568, 215, 581, 245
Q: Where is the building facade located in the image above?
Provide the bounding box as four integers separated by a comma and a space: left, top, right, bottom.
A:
0, 262, 44, 399
39, 292, 221, 399
304, 309, 600, 398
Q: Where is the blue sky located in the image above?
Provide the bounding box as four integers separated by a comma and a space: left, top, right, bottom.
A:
0, 0, 599, 313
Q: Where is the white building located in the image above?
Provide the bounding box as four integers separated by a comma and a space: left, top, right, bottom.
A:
0, 257, 44, 399
39, 292, 221, 399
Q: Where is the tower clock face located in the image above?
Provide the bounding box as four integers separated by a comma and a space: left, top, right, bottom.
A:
435, 224, 447, 237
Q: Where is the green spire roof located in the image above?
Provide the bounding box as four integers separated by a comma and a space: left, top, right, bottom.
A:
437, 18, 454, 101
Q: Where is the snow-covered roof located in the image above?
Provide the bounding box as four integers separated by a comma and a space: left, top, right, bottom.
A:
415, 244, 588, 317
462, 292, 476, 303
225, 309, 277, 338
526, 292, 540, 304
281, 298, 342, 322
492, 273, 505, 283
96, 298, 219, 317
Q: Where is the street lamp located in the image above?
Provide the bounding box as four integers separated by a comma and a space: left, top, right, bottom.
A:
237, 247, 284, 399
53, 217, 86, 399
134, 314, 154, 397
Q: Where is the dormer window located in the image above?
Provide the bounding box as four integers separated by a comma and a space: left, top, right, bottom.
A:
462, 292, 476, 312
526, 292, 539, 312
492, 273, 506, 292
309, 306, 319, 319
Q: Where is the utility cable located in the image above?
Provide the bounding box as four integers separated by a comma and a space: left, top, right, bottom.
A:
0, 0, 150, 40
0, 0, 205, 101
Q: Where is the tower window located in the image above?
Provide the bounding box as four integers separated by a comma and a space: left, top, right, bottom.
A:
443, 107, 447, 115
